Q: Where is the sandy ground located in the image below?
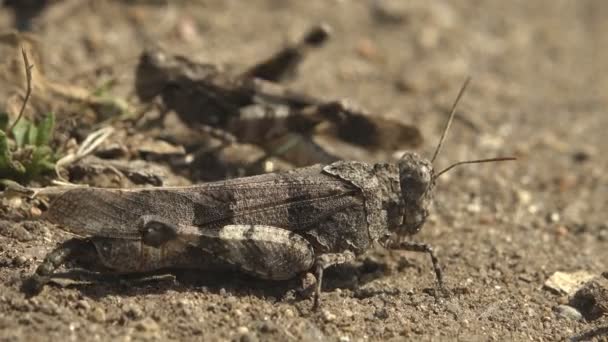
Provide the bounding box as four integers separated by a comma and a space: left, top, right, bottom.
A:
0, 1, 607, 341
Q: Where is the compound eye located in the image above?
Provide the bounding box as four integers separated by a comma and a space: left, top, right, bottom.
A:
400, 172, 430, 203
398, 152, 433, 203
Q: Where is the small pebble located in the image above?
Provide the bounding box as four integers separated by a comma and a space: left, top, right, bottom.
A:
12, 255, 27, 267
76, 300, 90, 311
124, 304, 144, 320
284, 308, 295, 318
322, 309, 336, 322
342, 309, 354, 318
547, 212, 560, 223
259, 321, 277, 333
466, 202, 482, 214
371, 0, 409, 24
238, 327, 258, 342
517, 189, 532, 205
555, 305, 583, 321
89, 307, 106, 323
240, 332, 258, 342
374, 307, 389, 320
135, 317, 160, 332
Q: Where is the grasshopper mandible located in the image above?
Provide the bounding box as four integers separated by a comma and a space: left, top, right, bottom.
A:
24, 78, 514, 308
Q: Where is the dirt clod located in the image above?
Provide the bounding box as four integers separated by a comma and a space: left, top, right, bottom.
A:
571, 277, 608, 321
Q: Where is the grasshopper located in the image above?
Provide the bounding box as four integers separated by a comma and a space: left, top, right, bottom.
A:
135, 24, 422, 169
24, 79, 514, 308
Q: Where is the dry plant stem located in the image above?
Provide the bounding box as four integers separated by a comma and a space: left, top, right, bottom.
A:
8, 49, 34, 134
54, 126, 114, 181
31, 184, 90, 198
0, 181, 88, 200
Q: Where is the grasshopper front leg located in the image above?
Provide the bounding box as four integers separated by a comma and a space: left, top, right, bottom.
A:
388, 239, 444, 290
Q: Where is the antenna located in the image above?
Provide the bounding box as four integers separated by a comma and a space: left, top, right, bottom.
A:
434, 157, 516, 180
430, 76, 471, 164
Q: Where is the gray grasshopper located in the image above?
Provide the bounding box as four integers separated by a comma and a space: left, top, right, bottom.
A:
24, 79, 513, 307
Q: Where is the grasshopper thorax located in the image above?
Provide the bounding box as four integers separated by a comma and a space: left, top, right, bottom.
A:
395, 151, 435, 236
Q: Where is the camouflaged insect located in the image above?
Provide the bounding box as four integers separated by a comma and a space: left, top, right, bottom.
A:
24, 78, 514, 309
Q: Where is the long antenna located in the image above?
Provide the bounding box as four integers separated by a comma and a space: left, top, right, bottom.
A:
430, 76, 472, 164
434, 157, 516, 180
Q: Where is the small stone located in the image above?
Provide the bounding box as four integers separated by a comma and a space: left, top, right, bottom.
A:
7, 197, 24, 212
39, 300, 59, 316
356, 38, 381, 62
547, 212, 560, 223
284, 308, 295, 318
76, 300, 90, 311
555, 225, 569, 237
238, 327, 258, 342
321, 309, 336, 322
0, 221, 32, 242
259, 321, 277, 333
572, 151, 590, 163
466, 202, 481, 214
339, 336, 350, 342
517, 189, 532, 205
29, 206, 42, 217
371, 0, 409, 24
555, 305, 582, 321
544, 271, 597, 295
374, 308, 389, 320
240, 332, 258, 342
124, 304, 144, 320
89, 307, 106, 323
528, 204, 539, 214
12, 255, 27, 267
135, 317, 159, 332
571, 276, 608, 320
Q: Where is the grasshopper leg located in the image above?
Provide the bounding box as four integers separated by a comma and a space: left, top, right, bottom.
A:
142, 222, 317, 281
22, 238, 90, 295
389, 240, 444, 290
313, 251, 355, 310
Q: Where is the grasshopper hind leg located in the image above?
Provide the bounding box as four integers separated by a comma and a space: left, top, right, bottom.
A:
167, 224, 316, 281
22, 238, 91, 295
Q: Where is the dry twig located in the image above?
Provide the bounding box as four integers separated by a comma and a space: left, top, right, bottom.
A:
8, 48, 34, 134
54, 126, 114, 181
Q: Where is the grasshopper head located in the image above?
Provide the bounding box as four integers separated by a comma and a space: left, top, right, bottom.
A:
396, 152, 435, 236
389, 78, 515, 238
